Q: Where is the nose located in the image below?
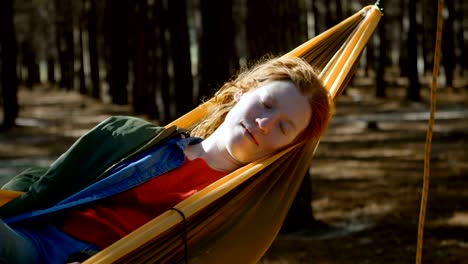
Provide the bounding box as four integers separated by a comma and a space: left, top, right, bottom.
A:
256, 113, 279, 134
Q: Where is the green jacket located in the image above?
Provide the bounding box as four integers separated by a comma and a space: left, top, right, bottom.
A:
0, 116, 186, 219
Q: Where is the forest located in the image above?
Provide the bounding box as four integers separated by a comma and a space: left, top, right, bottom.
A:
0, 0, 467, 263
0, 0, 465, 127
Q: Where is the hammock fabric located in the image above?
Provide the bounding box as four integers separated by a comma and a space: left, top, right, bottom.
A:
0, 5, 381, 264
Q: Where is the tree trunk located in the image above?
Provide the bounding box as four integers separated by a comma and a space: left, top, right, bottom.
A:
406, 0, 420, 101
153, 0, 171, 124
78, 15, 87, 95
366, 35, 375, 77
325, 0, 342, 29
105, 0, 129, 104
22, 42, 39, 88
335, 0, 343, 23
55, 0, 75, 90
376, 1, 387, 98
47, 56, 56, 84
442, 0, 455, 88
87, 0, 100, 99
143, 0, 159, 120
399, 0, 409, 78
246, 0, 308, 60
456, 0, 467, 79
167, 0, 193, 119
130, 0, 150, 114
0, 0, 19, 128
311, 0, 320, 35
422, 0, 437, 74
198, 0, 237, 100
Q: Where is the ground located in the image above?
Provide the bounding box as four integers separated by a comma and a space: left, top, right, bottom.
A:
1, 79, 467, 263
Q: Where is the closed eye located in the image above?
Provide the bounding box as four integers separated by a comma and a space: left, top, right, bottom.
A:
281, 119, 296, 136
261, 100, 272, 109
279, 123, 286, 134
280, 122, 291, 135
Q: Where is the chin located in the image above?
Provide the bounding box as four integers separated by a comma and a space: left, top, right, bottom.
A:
235, 154, 260, 165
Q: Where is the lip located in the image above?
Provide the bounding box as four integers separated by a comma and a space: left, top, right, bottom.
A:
241, 123, 259, 146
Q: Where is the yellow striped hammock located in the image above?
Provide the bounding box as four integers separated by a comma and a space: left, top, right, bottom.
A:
0, 5, 381, 264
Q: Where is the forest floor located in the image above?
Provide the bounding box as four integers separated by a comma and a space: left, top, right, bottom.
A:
1, 77, 467, 263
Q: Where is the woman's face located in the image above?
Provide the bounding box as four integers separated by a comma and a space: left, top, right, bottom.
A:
217, 80, 311, 164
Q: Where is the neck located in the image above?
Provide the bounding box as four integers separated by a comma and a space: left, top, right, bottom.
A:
185, 137, 243, 173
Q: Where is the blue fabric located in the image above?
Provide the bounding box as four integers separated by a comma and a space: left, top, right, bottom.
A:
2, 218, 96, 264
13, 223, 99, 264
5, 137, 202, 225
1, 136, 202, 263
1, 219, 37, 264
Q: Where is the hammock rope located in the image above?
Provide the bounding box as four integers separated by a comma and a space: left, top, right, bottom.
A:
168, 208, 189, 264
416, 0, 444, 263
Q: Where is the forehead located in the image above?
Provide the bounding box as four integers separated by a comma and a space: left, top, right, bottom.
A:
255, 80, 311, 131
255, 80, 297, 96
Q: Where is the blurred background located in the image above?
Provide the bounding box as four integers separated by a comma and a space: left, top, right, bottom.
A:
0, 0, 467, 263
1, 0, 465, 126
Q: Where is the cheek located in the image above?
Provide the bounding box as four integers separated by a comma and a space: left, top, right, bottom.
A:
238, 96, 260, 115
265, 132, 295, 151
261, 136, 281, 153
226, 101, 249, 120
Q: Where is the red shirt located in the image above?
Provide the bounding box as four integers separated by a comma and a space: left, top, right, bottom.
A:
59, 157, 227, 249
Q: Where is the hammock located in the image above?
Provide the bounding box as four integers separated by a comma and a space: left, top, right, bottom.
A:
0, 5, 381, 263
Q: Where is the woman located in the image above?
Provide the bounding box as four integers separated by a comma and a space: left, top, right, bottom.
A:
0, 56, 332, 264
